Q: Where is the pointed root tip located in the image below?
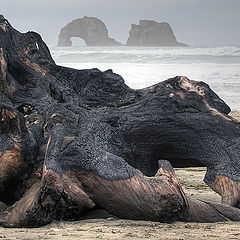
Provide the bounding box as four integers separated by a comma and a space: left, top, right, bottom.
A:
157, 160, 174, 171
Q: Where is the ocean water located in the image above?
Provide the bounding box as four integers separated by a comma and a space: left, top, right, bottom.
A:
50, 46, 240, 111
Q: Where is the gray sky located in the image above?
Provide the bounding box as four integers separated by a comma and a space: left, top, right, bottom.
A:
1, 0, 240, 46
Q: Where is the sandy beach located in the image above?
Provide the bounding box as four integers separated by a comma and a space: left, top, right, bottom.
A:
0, 112, 240, 240
1, 0, 240, 237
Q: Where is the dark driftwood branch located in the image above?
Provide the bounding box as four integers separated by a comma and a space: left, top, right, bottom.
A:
1, 16, 240, 227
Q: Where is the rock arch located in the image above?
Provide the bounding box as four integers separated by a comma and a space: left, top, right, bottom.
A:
58, 16, 122, 46
71, 37, 86, 46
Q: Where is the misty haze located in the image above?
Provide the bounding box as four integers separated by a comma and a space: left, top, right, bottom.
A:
2, 0, 240, 46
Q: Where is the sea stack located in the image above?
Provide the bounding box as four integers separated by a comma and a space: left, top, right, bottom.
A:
58, 16, 122, 46
126, 20, 187, 46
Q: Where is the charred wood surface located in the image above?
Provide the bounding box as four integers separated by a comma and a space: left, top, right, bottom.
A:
1, 16, 240, 227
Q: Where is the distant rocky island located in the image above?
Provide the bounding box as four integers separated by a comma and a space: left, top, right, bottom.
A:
58, 16, 122, 46
126, 20, 187, 46
58, 17, 187, 47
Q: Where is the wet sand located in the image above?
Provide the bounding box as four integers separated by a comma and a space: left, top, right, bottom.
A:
0, 111, 240, 240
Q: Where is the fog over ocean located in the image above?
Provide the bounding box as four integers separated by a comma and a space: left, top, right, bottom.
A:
50, 45, 240, 111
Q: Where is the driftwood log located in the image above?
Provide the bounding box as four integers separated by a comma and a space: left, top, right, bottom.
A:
1, 16, 240, 227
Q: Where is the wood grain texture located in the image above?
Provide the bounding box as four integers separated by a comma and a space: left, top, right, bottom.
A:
1, 16, 240, 227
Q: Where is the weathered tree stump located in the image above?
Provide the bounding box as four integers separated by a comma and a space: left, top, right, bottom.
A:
1, 16, 240, 227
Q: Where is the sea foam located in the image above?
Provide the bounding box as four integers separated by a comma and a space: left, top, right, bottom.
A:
50, 46, 240, 111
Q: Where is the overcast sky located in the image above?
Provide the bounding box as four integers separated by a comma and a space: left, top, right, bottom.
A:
1, 0, 240, 46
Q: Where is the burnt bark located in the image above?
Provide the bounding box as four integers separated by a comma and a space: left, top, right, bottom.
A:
1, 16, 240, 227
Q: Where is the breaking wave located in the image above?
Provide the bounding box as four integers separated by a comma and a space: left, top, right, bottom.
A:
50, 45, 240, 110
